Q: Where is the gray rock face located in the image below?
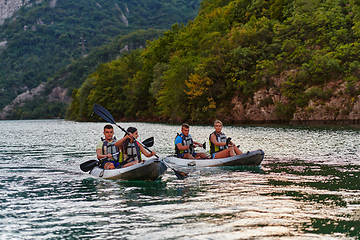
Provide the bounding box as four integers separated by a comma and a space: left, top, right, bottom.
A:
0, 0, 31, 25
0, 0, 57, 25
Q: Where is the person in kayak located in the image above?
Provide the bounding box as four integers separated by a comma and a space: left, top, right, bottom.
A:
114, 126, 157, 168
209, 120, 243, 159
175, 123, 208, 159
96, 124, 131, 169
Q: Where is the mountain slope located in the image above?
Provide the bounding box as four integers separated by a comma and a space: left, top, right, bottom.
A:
68, 0, 360, 124
0, 0, 201, 115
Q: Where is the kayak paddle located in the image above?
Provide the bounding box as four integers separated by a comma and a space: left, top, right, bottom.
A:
92, 104, 189, 180
80, 137, 154, 172
142, 136, 154, 148
80, 159, 100, 172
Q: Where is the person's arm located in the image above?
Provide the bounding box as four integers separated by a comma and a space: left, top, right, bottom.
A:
210, 134, 227, 147
193, 141, 203, 147
96, 148, 113, 159
227, 141, 235, 147
175, 136, 190, 151
176, 137, 192, 151
96, 142, 112, 159
176, 142, 190, 151
114, 133, 133, 148
139, 144, 156, 157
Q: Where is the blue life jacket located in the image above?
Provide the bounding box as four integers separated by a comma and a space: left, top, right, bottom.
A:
175, 133, 194, 154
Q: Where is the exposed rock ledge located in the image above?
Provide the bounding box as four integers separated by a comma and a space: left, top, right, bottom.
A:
0, 0, 57, 25
0, 83, 71, 119
49, 0, 57, 8
0, 82, 45, 119
230, 80, 360, 125
1, 78, 359, 124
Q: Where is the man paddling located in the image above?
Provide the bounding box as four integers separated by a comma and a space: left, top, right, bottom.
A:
175, 123, 208, 159
96, 124, 132, 169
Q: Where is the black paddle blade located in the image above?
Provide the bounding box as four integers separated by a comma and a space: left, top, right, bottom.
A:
93, 104, 116, 124
162, 159, 188, 180
174, 169, 188, 180
80, 160, 98, 172
142, 137, 154, 147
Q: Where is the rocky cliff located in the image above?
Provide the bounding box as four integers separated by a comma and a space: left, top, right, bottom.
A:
0, 0, 58, 25
231, 79, 360, 125
0, 83, 71, 119
0, 0, 63, 119
2, 73, 359, 124
1, 0, 31, 25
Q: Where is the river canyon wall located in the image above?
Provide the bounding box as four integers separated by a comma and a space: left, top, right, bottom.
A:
0, 0, 32, 24
231, 79, 360, 125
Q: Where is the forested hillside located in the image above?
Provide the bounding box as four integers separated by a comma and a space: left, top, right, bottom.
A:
0, 0, 201, 119
67, 0, 360, 124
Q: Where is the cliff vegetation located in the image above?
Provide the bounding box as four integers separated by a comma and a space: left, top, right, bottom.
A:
0, 0, 201, 119
67, 0, 360, 124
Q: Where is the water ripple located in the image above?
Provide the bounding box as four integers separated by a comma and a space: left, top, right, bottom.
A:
0, 120, 359, 239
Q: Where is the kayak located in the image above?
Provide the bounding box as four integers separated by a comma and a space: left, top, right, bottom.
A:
89, 158, 167, 181
163, 149, 265, 167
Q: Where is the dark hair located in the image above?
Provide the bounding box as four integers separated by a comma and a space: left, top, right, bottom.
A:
127, 127, 137, 134
181, 123, 189, 129
104, 124, 113, 131
123, 127, 138, 150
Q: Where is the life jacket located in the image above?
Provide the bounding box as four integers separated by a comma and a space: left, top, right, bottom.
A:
101, 137, 119, 161
209, 131, 228, 154
175, 133, 194, 154
120, 141, 142, 163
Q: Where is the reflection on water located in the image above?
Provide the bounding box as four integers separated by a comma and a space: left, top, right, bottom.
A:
264, 158, 360, 238
0, 120, 359, 239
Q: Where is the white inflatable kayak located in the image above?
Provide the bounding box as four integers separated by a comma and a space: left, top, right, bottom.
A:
163, 149, 265, 167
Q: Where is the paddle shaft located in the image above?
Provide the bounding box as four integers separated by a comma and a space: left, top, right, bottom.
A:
113, 122, 158, 157
80, 156, 108, 172
92, 104, 188, 179
112, 123, 185, 177
80, 137, 153, 173
114, 127, 183, 174
92, 104, 155, 156
115, 123, 188, 178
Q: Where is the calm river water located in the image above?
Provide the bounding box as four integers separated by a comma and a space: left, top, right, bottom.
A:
0, 119, 359, 239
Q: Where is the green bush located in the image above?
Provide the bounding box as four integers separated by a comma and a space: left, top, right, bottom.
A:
275, 102, 296, 122
305, 86, 331, 101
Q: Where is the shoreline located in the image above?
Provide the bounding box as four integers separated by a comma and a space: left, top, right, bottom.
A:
1, 117, 360, 127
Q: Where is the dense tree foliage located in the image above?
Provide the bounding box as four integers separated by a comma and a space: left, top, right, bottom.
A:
67, 49, 144, 121
0, 0, 201, 113
68, 0, 360, 123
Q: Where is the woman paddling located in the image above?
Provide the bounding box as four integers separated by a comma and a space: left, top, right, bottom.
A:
209, 120, 243, 159
112, 127, 157, 169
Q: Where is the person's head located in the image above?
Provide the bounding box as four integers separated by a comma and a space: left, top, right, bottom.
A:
125, 127, 138, 140
181, 123, 190, 136
103, 124, 114, 141
214, 119, 223, 133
